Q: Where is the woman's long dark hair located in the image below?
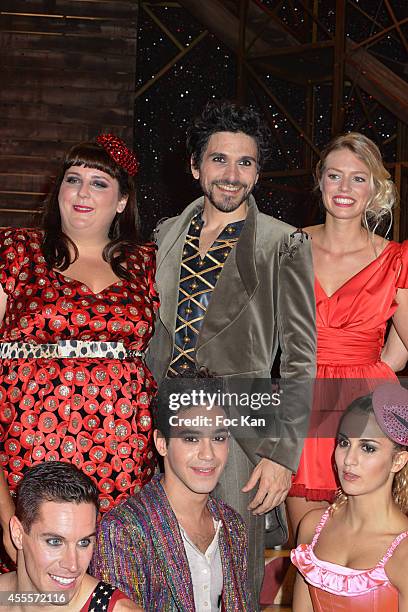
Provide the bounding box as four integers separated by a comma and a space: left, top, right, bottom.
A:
41, 141, 142, 280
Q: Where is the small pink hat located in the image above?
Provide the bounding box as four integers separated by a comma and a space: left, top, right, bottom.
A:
372, 382, 408, 446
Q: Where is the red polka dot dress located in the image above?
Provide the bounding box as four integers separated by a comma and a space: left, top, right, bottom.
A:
0, 228, 159, 512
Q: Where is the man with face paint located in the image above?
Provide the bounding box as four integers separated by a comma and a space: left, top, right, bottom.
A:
146, 100, 316, 601
0, 462, 139, 612
92, 381, 254, 611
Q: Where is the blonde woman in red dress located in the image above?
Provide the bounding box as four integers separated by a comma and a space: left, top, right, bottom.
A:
0, 135, 158, 565
287, 133, 408, 536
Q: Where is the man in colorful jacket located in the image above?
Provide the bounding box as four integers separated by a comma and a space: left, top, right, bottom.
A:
91, 378, 255, 611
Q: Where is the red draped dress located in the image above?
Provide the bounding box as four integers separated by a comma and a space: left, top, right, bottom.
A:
290, 240, 408, 500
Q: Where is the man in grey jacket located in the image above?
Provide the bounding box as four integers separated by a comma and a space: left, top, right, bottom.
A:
147, 101, 316, 602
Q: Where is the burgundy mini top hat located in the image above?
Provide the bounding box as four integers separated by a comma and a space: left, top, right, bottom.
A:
96, 134, 139, 176
372, 382, 408, 446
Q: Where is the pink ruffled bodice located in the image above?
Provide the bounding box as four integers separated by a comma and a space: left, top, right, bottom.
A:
291, 510, 407, 610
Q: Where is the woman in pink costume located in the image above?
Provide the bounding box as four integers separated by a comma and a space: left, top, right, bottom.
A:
287, 132, 408, 535
291, 382, 408, 611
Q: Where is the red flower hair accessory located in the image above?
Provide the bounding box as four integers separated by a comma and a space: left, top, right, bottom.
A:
96, 134, 139, 176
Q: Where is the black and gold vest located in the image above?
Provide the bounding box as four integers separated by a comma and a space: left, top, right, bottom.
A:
168, 213, 244, 375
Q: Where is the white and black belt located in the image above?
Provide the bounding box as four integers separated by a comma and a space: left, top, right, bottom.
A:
0, 341, 144, 360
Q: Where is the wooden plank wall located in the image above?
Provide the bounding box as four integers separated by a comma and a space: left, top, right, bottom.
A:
0, 0, 138, 227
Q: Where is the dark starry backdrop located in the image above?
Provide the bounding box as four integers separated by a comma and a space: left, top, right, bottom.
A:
134, 1, 407, 239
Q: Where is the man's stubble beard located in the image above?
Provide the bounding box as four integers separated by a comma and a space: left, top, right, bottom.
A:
203, 181, 254, 213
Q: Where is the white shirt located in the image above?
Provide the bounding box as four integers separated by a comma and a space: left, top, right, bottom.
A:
180, 519, 223, 611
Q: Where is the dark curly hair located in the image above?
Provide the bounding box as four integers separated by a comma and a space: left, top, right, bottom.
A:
41, 140, 142, 281
187, 100, 271, 171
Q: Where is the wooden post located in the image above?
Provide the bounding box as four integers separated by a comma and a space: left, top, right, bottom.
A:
396, 122, 408, 241
332, 0, 346, 135
237, 0, 249, 104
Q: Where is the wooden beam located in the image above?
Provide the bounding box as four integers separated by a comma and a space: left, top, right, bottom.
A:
177, 0, 408, 123
246, 62, 320, 156
237, 0, 249, 103
331, 0, 346, 135
177, 0, 276, 57
345, 40, 408, 124
134, 31, 207, 99
250, 40, 333, 60
350, 17, 408, 51
142, 3, 185, 52
383, 0, 408, 54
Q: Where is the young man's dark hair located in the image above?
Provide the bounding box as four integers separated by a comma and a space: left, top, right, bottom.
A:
186, 100, 272, 171
153, 372, 229, 442
15, 461, 99, 532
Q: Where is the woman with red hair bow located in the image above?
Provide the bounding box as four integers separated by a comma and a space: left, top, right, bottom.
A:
0, 135, 158, 564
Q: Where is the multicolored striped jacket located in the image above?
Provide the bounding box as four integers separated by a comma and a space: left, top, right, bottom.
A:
91, 475, 255, 611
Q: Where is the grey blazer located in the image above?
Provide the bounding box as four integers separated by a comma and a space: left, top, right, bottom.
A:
147, 195, 316, 473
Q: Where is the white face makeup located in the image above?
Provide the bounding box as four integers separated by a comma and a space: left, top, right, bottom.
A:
155, 405, 230, 497
12, 501, 96, 605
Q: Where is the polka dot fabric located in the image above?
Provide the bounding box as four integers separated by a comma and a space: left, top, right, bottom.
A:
0, 228, 159, 512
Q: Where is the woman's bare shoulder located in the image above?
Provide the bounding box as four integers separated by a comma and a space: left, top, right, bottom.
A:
371, 232, 391, 252
384, 534, 408, 591
303, 224, 324, 238
297, 507, 328, 544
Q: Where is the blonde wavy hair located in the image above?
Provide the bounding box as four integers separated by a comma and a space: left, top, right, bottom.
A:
331, 393, 408, 515
315, 132, 399, 233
